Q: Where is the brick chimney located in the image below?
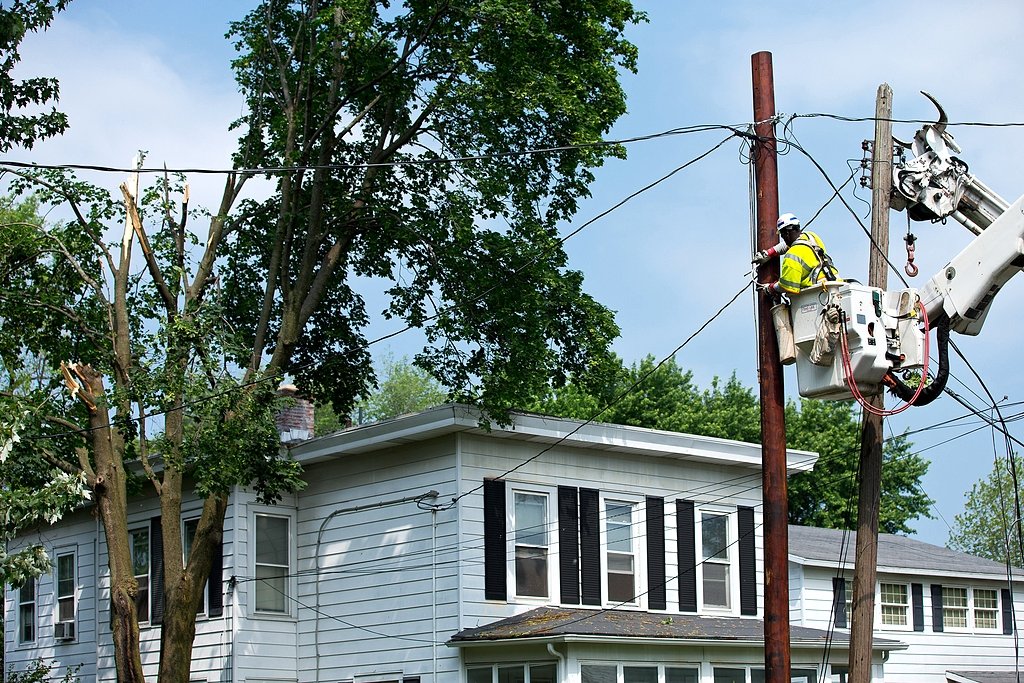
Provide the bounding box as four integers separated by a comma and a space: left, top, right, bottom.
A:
276, 383, 315, 443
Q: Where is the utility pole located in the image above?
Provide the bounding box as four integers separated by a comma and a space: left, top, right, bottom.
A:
849, 83, 893, 683
751, 51, 790, 683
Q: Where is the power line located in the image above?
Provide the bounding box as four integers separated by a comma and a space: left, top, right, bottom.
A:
0, 124, 746, 176
20, 133, 740, 445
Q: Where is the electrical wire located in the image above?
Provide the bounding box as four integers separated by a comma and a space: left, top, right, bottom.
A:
437, 280, 751, 511
19, 132, 741, 446
0, 124, 746, 176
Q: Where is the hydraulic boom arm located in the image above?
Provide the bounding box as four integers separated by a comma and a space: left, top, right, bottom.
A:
891, 92, 1024, 335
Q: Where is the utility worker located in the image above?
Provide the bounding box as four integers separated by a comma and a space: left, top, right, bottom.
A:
755, 212, 840, 295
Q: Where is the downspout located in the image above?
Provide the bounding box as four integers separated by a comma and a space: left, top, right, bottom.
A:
432, 507, 438, 683
314, 490, 440, 683
231, 484, 241, 683
547, 643, 565, 683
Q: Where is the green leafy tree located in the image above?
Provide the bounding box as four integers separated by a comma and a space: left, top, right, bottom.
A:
314, 353, 448, 431
533, 356, 932, 534
0, 180, 303, 683
359, 353, 448, 423
2, 1, 644, 681
785, 399, 931, 534
0, 0, 70, 151
948, 454, 1024, 567
0, 0, 81, 588
5, 658, 80, 683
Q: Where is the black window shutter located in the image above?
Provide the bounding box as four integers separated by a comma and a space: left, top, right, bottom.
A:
646, 496, 666, 610
676, 499, 697, 613
833, 577, 847, 628
151, 517, 165, 625
207, 536, 224, 618
912, 583, 924, 632
931, 583, 944, 632
557, 486, 580, 605
1002, 588, 1014, 635
579, 488, 601, 606
738, 506, 757, 616
483, 478, 507, 601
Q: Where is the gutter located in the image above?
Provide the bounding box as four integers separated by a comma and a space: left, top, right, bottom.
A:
448, 634, 909, 652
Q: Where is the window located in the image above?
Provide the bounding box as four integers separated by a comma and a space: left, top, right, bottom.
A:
942, 586, 969, 629
713, 668, 816, 683
582, 666, 617, 683
879, 582, 908, 627
255, 512, 290, 613
18, 577, 36, 643
974, 588, 999, 630
130, 528, 151, 622
513, 491, 549, 598
941, 586, 1001, 631
468, 664, 556, 683
183, 518, 207, 615
701, 512, 731, 608
56, 552, 76, 625
581, 665, 698, 683
605, 500, 637, 604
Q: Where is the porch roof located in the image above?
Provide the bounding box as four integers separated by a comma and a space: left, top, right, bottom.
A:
448, 607, 905, 652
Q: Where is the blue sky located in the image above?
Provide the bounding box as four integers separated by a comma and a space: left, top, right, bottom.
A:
14, 0, 1024, 547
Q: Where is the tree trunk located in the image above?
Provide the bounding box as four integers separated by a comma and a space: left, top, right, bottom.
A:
157, 497, 228, 683
82, 365, 146, 683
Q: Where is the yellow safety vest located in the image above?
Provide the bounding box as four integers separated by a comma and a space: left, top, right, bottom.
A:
778, 231, 839, 294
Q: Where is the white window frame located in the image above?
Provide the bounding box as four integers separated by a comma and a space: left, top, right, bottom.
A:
579, 662, 702, 683
55, 548, 77, 629
507, 486, 556, 602
710, 666, 818, 683
600, 495, 644, 608
182, 516, 208, 617
941, 585, 970, 631
467, 662, 558, 683
972, 587, 1001, 632
878, 581, 911, 631
129, 526, 151, 624
696, 508, 738, 613
18, 576, 36, 644
251, 508, 297, 618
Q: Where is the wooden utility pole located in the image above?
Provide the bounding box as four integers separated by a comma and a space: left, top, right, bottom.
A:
751, 51, 790, 683
849, 83, 893, 683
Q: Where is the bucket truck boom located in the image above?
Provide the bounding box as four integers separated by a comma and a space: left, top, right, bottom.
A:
789, 92, 1024, 403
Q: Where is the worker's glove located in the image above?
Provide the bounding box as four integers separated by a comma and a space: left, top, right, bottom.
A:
752, 250, 771, 265
755, 282, 773, 295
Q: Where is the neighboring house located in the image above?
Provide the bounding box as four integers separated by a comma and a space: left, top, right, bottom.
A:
5, 404, 903, 683
789, 524, 1024, 683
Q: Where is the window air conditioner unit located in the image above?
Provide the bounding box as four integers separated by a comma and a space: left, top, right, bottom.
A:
54, 621, 75, 640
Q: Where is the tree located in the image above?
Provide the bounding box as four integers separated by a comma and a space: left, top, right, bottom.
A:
785, 399, 931, 535
1, 1, 644, 681
314, 353, 448, 431
359, 353, 447, 423
1, 199, 91, 588
532, 355, 932, 534
948, 454, 1024, 567
0, 0, 70, 151
0, 0, 78, 584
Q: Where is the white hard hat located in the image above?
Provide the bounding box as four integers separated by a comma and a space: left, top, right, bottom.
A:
777, 213, 801, 232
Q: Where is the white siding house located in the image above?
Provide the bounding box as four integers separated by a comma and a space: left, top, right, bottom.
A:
5, 404, 903, 683
789, 525, 1024, 683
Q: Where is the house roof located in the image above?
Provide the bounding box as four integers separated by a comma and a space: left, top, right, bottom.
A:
448, 607, 905, 651
947, 671, 1024, 683
293, 403, 818, 473
788, 525, 1020, 580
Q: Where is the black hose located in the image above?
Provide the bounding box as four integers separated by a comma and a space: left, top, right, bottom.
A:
885, 315, 951, 407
